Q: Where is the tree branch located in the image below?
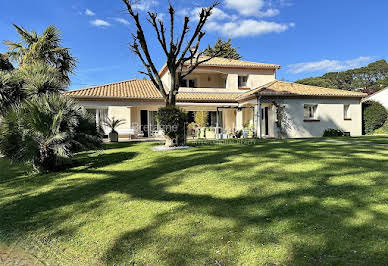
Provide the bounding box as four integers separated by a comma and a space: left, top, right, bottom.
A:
147, 12, 168, 56
122, 0, 167, 100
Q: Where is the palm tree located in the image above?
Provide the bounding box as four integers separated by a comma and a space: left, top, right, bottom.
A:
0, 53, 14, 71
0, 93, 99, 172
104, 117, 126, 142
3, 24, 76, 84
17, 63, 64, 96
0, 70, 24, 116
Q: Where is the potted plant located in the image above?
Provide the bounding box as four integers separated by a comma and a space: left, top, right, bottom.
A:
206, 127, 216, 139
104, 117, 126, 142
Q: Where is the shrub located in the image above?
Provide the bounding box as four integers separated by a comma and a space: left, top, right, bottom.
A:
0, 70, 24, 116
363, 101, 388, 134
374, 120, 388, 135
71, 114, 103, 152
156, 107, 188, 146
323, 128, 344, 137
0, 93, 102, 172
194, 111, 208, 128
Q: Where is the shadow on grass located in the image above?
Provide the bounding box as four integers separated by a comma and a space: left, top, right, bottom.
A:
0, 140, 387, 264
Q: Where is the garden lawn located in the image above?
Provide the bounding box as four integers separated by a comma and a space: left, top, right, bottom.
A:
0, 138, 387, 265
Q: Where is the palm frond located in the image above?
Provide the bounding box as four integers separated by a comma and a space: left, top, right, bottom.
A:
104, 117, 126, 132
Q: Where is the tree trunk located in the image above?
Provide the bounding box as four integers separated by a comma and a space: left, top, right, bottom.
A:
165, 135, 176, 147
167, 72, 177, 107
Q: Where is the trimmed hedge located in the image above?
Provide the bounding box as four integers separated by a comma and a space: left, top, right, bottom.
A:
323, 128, 344, 137
363, 101, 388, 134
156, 107, 188, 146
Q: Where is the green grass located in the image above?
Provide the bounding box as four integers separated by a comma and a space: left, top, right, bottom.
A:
0, 138, 387, 265
374, 121, 388, 135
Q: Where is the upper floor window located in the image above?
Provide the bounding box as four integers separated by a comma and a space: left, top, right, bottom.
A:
344, 104, 351, 120
238, 76, 248, 88
304, 104, 318, 120
180, 79, 196, 88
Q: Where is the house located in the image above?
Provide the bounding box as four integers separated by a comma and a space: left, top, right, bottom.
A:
362, 87, 388, 109
64, 57, 366, 138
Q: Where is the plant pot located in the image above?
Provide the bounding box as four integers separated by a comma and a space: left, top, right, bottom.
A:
206, 130, 215, 139
200, 129, 206, 138
109, 131, 118, 142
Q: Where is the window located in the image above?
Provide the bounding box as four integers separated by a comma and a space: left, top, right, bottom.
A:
207, 111, 223, 127
304, 104, 318, 120
180, 79, 196, 88
187, 111, 195, 123
344, 104, 351, 120
238, 76, 248, 88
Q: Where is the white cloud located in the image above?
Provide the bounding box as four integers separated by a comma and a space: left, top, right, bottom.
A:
225, 0, 279, 17
90, 19, 111, 27
189, 7, 237, 21
113, 18, 130, 25
178, 2, 292, 38
206, 19, 293, 38
85, 9, 95, 16
287, 57, 373, 74
133, 0, 158, 11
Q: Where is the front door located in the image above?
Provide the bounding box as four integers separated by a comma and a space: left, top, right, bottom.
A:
140, 110, 148, 137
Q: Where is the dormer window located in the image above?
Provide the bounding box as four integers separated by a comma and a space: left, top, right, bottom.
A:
238, 76, 248, 88
180, 79, 196, 88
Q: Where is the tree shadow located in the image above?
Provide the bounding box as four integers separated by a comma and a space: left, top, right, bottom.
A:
0, 140, 387, 264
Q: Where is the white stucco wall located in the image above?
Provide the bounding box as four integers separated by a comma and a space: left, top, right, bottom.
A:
363, 88, 388, 109
108, 106, 132, 130
161, 67, 276, 92
279, 98, 363, 138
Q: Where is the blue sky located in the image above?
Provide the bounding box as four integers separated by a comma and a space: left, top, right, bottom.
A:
1, 0, 387, 91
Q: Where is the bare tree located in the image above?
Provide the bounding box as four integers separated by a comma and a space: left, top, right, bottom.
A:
122, 0, 222, 107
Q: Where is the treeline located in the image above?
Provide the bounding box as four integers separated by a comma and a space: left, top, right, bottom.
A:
296, 59, 388, 94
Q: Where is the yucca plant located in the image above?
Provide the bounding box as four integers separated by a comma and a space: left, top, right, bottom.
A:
0, 93, 101, 172
104, 117, 126, 142
0, 70, 24, 116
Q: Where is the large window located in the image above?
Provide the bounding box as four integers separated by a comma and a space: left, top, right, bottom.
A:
304, 104, 318, 120
238, 75, 248, 88
86, 108, 108, 134
180, 79, 196, 88
344, 104, 351, 120
207, 111, 223, 127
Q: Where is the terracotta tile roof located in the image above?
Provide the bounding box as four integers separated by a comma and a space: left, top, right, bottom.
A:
64, 79, 162, 99
177, 92, 239, 102
159, 57, 280, 76
65, 79, 366, 104
190, 57, 281, 69
237, 81, 367, 100
64, 79, 240, 103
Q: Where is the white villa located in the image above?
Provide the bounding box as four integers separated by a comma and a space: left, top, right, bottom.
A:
65, 57, 366, 139
362, 87, 388, 109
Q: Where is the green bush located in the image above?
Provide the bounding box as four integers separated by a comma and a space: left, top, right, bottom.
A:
71, 114, 103, 152
374, 120, 388, 135
363, 101, 388, 134
323, 128, 344, 137
156, 107, 188, 146
194, 111, 208, 128
0, 93, 102, 172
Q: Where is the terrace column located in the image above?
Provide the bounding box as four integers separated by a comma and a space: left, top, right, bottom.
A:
255, 97, 262, 138
236, 108, 243, 130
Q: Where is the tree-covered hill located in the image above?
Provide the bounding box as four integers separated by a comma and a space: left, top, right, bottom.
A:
296, 59, 388, 94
